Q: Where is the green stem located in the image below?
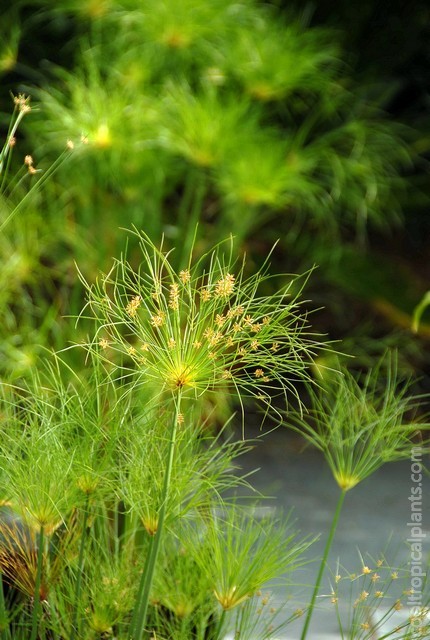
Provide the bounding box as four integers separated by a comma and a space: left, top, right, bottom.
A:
214, 609, 226, 640
0, 573, 9, 640
0, 147, 72, 233
113, 499, 121, 558
70, 496, 91, 640
30, 525, 45, 640
130, 392, 182, 640
300, 489, 346, 640
128, 534, 156, 637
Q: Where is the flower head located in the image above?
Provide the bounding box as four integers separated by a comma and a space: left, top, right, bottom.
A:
84, 232, 321, 411
287, 354, 430, 491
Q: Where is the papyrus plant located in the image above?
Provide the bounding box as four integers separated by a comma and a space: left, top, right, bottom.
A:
80, 230, 322, 638
286, 355, 430, 639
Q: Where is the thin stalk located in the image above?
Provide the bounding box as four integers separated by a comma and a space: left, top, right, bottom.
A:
214, 609, 226, 640
0, 573, 9, 640
0, 147, 72, 233
30, 525, 45, 640
70, 496, 91, 640
113, 500, 121, 558
300, 489, 347, 640
128, 535, 156, 637
131, 392, 182, 640
334, 596, 345, 640
0, 107, 26, 191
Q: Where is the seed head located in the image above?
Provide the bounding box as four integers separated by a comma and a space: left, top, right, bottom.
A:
179, 269, 190, 284
169, 283, 180, 310
200, 287, 211, 302
126, 295, 141, 317
215, 273, 235, 298
150, 311, 165, 328
86, 232, 320, 409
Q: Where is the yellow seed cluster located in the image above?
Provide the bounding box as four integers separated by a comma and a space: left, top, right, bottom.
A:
215, 273, 235, 298
126, 295, 141, 317
227, 305, 244, 319
205, 329, 222, 347
14, 93, 31, 114
169, 283, 180, 310
200, 287, 211, 302
150, 311, 165, 328
179, 269, 190, 283
215, 314, 226, 327
24, 154, 38, 175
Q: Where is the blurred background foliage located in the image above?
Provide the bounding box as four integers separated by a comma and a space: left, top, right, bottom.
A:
0, 0, 429, 386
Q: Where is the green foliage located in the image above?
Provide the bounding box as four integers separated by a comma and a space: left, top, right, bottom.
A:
21, 0, 410, 249
0, 232, 427, 638
0, 2, 429, 639
287, 355, 430, 491
0, 340, 316, 639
